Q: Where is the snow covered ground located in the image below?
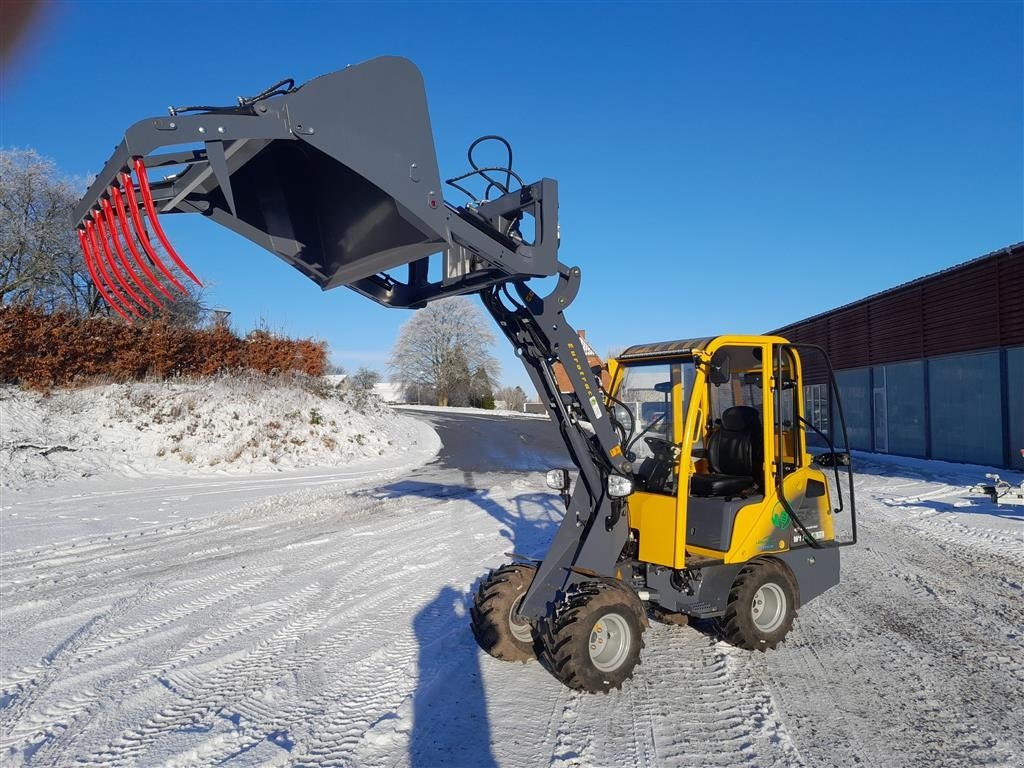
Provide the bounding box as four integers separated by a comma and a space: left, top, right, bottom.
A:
1, 407, 1022, 767
0, 376, 432, 490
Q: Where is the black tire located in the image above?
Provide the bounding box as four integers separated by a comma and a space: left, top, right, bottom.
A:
539, 580, 648, 693
718, 560, 798, 651
470, 563, 538, 663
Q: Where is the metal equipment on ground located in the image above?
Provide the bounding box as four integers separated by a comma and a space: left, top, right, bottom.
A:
73, 56, 857, 693
971, 455, 1024, 505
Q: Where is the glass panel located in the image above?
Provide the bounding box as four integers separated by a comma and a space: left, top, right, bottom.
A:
835, 368, 872, 450
1008, 347, 1024, 470
883, 360, 926, 457
928, 351, 1002, 466
615, 360, 695, 495
705, 345, 769, 487
773, 349, 801, 469
707, 346, 765, 421
803, 383, 831, 448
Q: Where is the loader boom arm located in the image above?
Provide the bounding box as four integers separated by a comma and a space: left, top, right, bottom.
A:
73, 56, 635, 617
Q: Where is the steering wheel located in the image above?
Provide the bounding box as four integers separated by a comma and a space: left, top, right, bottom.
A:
640, 436, 677, 494
644, 435, 673, 457
626, 413, 667, 455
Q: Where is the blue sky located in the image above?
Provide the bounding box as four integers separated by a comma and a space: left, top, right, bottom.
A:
3, 1, 1021, 391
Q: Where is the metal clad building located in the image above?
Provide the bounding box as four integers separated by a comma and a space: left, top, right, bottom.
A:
774, 242, 1024, 469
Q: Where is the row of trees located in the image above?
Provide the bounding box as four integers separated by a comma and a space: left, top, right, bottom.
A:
1, 148, 204, 324
1, 306, 327, 389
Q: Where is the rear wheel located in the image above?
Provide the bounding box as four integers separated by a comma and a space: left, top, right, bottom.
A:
718, 560, 798, 651
539, 580, 648, 693
470, 564, 538, 662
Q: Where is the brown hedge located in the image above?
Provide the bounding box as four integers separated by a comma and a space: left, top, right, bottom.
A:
0, 306, 327, 389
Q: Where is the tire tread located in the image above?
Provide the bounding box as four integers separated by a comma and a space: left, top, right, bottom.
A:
538, 579, 648, 694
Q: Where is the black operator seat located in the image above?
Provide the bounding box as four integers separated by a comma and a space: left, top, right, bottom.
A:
690, 405, 763, 498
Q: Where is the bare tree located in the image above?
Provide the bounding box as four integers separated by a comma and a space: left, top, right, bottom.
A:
0, 149, 95, 313
496, 385, 528, 412
1, 147, 206, 323
389, 297, 500, 407
350, 366, 381, 391
152, 287, 208, 328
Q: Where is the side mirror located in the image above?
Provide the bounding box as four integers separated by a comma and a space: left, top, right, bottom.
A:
709, 351, 731, 385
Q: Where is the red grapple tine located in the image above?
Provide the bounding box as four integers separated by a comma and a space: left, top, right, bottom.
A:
94, 211, 150, 313
112, 185, 174, 301
87, 220, 138, 318
103, 198, 162, 307
121, 171, 188, 294
78, 229, 130, 321
133, 158, 203, 287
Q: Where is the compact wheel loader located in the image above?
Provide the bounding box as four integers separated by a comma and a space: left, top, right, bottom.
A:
73, 56, 856, 694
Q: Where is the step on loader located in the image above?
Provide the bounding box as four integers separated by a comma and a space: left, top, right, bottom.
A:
74, 56, 857, 693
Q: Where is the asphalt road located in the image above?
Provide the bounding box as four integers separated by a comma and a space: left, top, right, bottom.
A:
396, 408, 568, 476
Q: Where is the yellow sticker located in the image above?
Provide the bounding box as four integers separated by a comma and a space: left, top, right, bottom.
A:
779, 540, 786, 549
610, 444, 623, 457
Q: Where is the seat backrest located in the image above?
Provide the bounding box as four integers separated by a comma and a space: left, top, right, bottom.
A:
707, 405, 763, 480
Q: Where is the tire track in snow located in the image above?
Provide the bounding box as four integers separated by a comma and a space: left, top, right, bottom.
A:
0, 591, 146, 741
635, 629, 802, 768
532, 621, 803, 768
760, 501, 1023, 767
0, 572, 282, 762
182, 547, 468, 764
2, 494, 400, 763
625, 660, 659, 767
62, 500, 466, 766
7, 439, 1021, 768
21, 583, 325, 768
137, 502, 486, 767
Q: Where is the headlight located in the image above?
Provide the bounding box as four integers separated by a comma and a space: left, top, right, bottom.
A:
545, 468, 570, 490
607, 475, 633, 498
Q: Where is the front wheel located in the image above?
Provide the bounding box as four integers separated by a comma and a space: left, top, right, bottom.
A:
470, 563, 538, 663
539, 580, 648, 693
718, 560, 798, 651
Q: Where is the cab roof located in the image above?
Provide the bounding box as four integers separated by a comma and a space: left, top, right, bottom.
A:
616, 337, 714, 361
616, 334, 790, 362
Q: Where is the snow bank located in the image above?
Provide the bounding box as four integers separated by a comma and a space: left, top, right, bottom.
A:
0, 375, 436, 489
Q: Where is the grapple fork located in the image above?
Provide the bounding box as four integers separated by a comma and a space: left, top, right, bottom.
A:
74, 56, 560, 321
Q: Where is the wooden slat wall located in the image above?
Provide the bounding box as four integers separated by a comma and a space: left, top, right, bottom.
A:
922, 259, 1001, 356
870, 289, 924, 363
775, 243, 1024, 379
999, 248, 1024, 345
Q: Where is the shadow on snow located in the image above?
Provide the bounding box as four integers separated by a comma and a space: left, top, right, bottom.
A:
372, 475, 564, 767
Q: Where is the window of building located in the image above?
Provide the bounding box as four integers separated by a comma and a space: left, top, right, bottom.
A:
803, 383, 830, 447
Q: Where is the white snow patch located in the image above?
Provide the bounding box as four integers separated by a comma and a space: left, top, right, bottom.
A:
0, 375, 437, 489
1, 428, 1022, 766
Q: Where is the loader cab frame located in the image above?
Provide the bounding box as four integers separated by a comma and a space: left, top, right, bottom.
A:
609, 335, 855, 570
